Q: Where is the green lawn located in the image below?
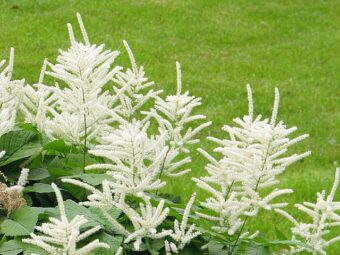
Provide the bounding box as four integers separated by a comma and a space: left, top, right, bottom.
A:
1, 0, 339, 253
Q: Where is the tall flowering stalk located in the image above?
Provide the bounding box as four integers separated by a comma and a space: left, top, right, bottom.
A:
23, 183, 109, 255
112, 40, 161, 120
194, 85, 311, 248
33, 13, 122, 147
165, 193, 201, 254
0, 48, 24, 137
276, 168, 340, 254
149, 62, 212, 177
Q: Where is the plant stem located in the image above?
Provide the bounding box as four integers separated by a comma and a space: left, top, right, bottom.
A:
81, 88, 87, 172
156, 147, 170, 195
158, 147, 170, 181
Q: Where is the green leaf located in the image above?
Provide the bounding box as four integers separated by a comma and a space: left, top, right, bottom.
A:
24, 183, 54, 193
90, 232, 123, 255
207, 240, 224, 255
0, 130, 40, 166
27, 168, 50, 181
68, 174, 112, 186
22, 242, 48, 255
46, 156, 82, 177
64, 200, 109, 228
4, 142, 42, 165
146, 238, 164, 255
246, 244, 270, 255
0, 207, 39, 236
43, 140, 70, 154
17, 123, 38, 133
0, 240, 23, 255
274, 227, 287, 240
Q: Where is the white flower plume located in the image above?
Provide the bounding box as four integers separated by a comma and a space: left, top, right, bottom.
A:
86, 120, 168, 196
166, 193, 201, 254
62, 176, 172, 251
112, 40, 161, 120
6, 168, 29, 193
35, 13, 121, 146
194, 85, 311, 236
122, 198, 172, 250
23, 183, 109, 255
0, 48, 24, 137
150, 62, 211, 153
276, 168, 340, 255
18, 60, 56, 132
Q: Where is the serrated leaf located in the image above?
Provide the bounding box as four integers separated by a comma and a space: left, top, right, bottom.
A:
274, 227, 287, 240
0, 238, 48, 255
90, 232, 123, 255
0, 130, 40, 166
27, 168, 50, 181
43, 140, 70, 154
0, 239, 23, 255
146, 238, 164, 255
64, 200, 110, 228
247, 244, 270, 255
24, 183, 54, 193
207, 240, 224, 255
0, 207, 39, 236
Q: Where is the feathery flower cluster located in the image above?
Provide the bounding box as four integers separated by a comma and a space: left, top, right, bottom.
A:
112, 40, 161, 120
35, 14, 121, 146
63, 177, 200, 252
86, 120, 168, 195
23, 183, 109, 255
82, 63, 210, 205
276, 168, 340, 254
165, 193, 201, 254
15, 13, 209, 162
2, 9, 338, 255
150, 62, 212, 154
85, 63, 210, 194
0, 48, 24, 137
13, 13, 206, 252
194, 85, 311, 237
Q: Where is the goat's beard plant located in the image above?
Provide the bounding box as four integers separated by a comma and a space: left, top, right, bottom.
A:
0, 13, 338, 255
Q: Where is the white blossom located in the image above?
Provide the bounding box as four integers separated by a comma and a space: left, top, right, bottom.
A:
276, 168, 340, 255
0, 48, 24, 137
18, 60, 55, 132
194, 85, 311, 236
115, 247, 123, 255
166, 193, 201, 253
36, 13, 121, 146
23, 183, 109, 255
112, 40, 161, 120
121, 198, 172, 250
61, 178, 173, 251
4, 168, 29, 194
86, 120, 168, 195
149, 62, 211, 154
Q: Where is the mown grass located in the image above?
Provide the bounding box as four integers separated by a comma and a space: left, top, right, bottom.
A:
0, 0, 339, 253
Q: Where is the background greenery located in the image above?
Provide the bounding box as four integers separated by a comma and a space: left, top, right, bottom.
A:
0, 0, 339, 253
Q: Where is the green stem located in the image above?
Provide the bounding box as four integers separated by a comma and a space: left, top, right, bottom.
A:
81, 88, 87, 172
156, 148, 170, 195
